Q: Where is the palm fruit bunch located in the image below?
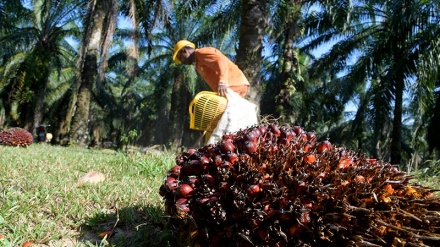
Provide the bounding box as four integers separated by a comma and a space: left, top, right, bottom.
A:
159, 124, 440, 247
0, 127, 33, 147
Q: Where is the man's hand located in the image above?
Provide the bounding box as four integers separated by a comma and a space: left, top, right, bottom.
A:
218, 81, 229, 96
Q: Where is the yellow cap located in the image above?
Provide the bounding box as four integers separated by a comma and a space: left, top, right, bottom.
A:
173, 40, 196, 63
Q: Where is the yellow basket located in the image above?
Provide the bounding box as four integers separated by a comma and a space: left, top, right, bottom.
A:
189, 91, 228, 131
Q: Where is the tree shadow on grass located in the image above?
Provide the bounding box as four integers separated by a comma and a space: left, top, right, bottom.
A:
78, 205, 183, 247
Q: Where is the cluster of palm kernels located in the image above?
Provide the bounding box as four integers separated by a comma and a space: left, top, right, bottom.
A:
159, 124, 440, 247
0, 128, 33, 147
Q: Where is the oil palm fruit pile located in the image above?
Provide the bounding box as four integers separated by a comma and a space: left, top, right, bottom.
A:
0, 127, 33, 147
159, 124, 440, 247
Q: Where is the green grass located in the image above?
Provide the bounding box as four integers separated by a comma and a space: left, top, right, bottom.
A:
0, 144, 179, 247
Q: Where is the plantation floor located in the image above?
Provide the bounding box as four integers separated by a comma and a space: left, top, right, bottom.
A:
0, 144, 179, 247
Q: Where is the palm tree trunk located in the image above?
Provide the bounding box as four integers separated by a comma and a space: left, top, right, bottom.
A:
32, 80, 47, 136
235, 0, 266, 104
70, 0, 105, 145
276, 0, 302, 123
390, 77, 404, 165
169, 70, 188, 148
70, 54, 96, 145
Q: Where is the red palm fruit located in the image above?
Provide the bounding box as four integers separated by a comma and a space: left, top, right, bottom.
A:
263, 203, 270, 212
252, 127, 262, 137
222, 134, 234, 140
268, 124, 281, 136
165, 177, 178, 191
176, 198, 190, 213
303, 142, 312, 152
239, 153, 250, 163
292, 126, 303, 136
220, 160, 232, 169
22, 242, 36, 247
167, 165, 181, 178
306, 132, 316, 141
300, 133, 308, 141
184, 148, 198, 160
248, 184, 260, 196
225, 152, 238, 164
383, 184, 394, 194
187, 176, 200, 188
220, 140, 235, 153
99, 230, 116, 238
247, 130, 260, 142
198, 197, 210, 204
199, 155, 210, 164
367, 158, 378, 165
265, 131, 274, 140
258, 125, 267, 134
317, 140, 332, 154
425, 192, 435, 198
338, 158, 353, 169
199, 156, 211, 172
244, 141, 257, 155
201, 174, 215, 185
179, 164, 192, 178
177, 184, 194, 198
278, 138, 290, 146
303, 154, 316, 165
175, 154, 185, 165
186, 148, 197, 155
190, 160, 202, 175
296, 181, 307, 194
214, 155, 223, 167
280, 128, 294, 141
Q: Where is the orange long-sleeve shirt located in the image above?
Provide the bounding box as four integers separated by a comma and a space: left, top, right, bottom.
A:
195, 47, 250, 95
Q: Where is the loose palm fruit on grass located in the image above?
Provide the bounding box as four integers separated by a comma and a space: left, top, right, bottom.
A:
22, 242, 36, 247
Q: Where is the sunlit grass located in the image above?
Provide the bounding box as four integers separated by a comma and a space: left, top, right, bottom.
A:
0, 144, 178, 247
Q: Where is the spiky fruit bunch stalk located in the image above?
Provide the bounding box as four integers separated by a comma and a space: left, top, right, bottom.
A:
159, 124, 440, 247
0, 128, 33, 147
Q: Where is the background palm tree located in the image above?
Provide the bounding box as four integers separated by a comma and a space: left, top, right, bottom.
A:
69, 0, 118, 145
0, 0, 81, 135
300, 0, 440, 166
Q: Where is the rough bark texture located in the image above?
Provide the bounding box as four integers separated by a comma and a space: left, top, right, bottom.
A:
276, 1, 301, 123
169, 70, 189, 148
69, 1, 104, 146
390, 76, 404, 165
70, 54, 96, 145
427, 89, 440, 154
235, 0, 266, 105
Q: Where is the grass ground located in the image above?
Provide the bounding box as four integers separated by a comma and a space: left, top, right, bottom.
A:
0, 144, 179, 247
